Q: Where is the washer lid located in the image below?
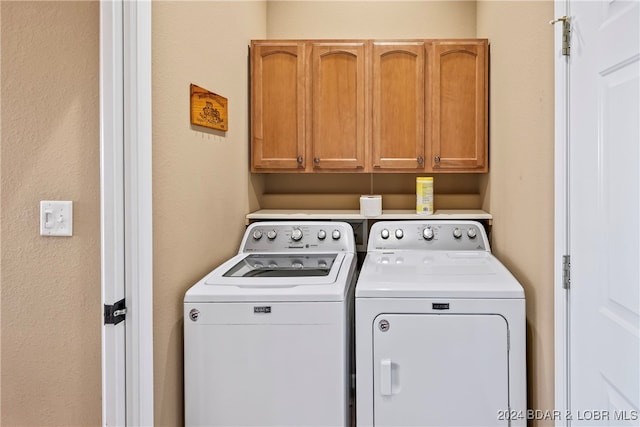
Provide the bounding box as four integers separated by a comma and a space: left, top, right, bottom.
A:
185, 252, 356, 302
221, 254, 337, 278
355, 251, 524, 299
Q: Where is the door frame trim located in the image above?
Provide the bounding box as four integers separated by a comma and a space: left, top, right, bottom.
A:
123, 1, 154, 425
553, 0, 570, 425
100, 0, 154, 425
100, 1, 126, 424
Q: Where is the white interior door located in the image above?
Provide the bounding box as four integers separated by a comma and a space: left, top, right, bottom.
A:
557, 0, 639, 424
372, 314, 509, 427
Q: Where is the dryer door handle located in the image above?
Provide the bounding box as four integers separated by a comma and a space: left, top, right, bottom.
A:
380, 359, 393, 396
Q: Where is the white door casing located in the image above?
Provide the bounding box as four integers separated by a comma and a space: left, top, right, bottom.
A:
101, 1, 126, 424
555, 0, 640, 425
100, 0, 153, 426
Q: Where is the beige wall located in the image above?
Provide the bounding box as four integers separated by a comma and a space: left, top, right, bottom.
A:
477, 1, 555, 421
267, 1, 477, 39
0, 1, 102, 426
152, 2, 266, 425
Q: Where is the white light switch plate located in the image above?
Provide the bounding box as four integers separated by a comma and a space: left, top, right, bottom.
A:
40, 200, 73, 236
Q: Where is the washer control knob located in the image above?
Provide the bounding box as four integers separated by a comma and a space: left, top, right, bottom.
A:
395, 229, 404, 239
423, 227, 434, 241
267, 230, 277, 240
332, 229, 341, 240
317, 229, 327, 240
453, 228, 462, 239
381, 228, 390, 239
291, 228, 303, 241
252, 229, 263, 240
467, 228, 477, 239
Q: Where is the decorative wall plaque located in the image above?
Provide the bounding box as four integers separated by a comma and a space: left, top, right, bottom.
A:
190, 84, 228, 131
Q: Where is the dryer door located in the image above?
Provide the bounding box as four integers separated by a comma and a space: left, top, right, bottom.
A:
373, 313, 509, 427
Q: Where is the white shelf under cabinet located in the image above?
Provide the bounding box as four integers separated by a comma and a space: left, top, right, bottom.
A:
246, 209, 492, 223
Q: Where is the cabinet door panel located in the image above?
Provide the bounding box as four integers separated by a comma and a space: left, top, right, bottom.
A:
431, 41, 488, 172
310, 43, 367, 171
372, 42, 426, 171
251, 43, 305, 171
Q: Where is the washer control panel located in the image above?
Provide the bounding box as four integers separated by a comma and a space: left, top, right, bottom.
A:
241, 221, 355, 253
369, 220, 489, 252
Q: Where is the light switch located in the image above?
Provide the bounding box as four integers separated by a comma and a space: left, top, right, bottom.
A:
40, 201, 73, 236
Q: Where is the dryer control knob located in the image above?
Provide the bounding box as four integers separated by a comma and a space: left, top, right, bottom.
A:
453, 228, 462, 239
317, 229, 327, 240
291, 228, 303, 241
467, 228, 477, 239
332, 229, 341, 240
395, 229, 404, 239
267, 230, 277, 240
381, 228, 390, 239
252, 229, 263, 240
423, 227, 434, 240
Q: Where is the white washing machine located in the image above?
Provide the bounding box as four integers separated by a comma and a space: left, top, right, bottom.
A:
355, 220, 526, 427
184, 221, 357, 427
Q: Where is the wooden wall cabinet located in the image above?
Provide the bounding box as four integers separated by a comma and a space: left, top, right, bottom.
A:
251, 42, 306, 171
372, 41, 426, 171
250, 39, 488, 173
309, 42, 367, 171
430, 41, 488, 172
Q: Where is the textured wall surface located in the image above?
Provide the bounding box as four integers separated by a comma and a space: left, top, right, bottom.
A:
477, 1, 555, 424
267, 0, 477, 39
0, 1, 101, 425
152, 2, 266, 425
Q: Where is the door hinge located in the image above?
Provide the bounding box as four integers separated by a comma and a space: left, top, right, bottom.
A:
550, 16, 571, 56
562, 255, 571, 289
104, 298, 127, 325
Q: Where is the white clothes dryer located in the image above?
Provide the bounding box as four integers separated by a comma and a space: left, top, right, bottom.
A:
355, 220, 526, 427
184, 221, 357, 427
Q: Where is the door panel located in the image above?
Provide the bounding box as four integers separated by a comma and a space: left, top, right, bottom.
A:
371, 42, 426, 170
431, 42, 487, 172
310, 42, 367, 170
372, 314, 509, 426
251, 43, 306, 170
568, 0, 640, 422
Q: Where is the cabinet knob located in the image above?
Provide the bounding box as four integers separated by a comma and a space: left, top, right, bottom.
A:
313, 157, 320, 164
417, 156, 424, 165
296, 156, 303, 165
434, 155, 441, 164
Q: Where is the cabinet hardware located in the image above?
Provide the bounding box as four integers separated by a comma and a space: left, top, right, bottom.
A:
417, 156, 424, 165
313, 157, 320, 164
434, 156, 441, 164
296, 156, 303, 164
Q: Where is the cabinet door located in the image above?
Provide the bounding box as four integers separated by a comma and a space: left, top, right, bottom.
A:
309, 42, 367, 171
372, 42, 426, 171
430, 41, 488, 172
251, 42, 306, 171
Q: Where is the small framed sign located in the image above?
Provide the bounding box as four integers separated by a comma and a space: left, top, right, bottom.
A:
190, 84, 228, 131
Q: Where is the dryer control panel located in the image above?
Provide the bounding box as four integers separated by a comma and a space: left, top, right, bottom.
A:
368, 221, 489, 252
